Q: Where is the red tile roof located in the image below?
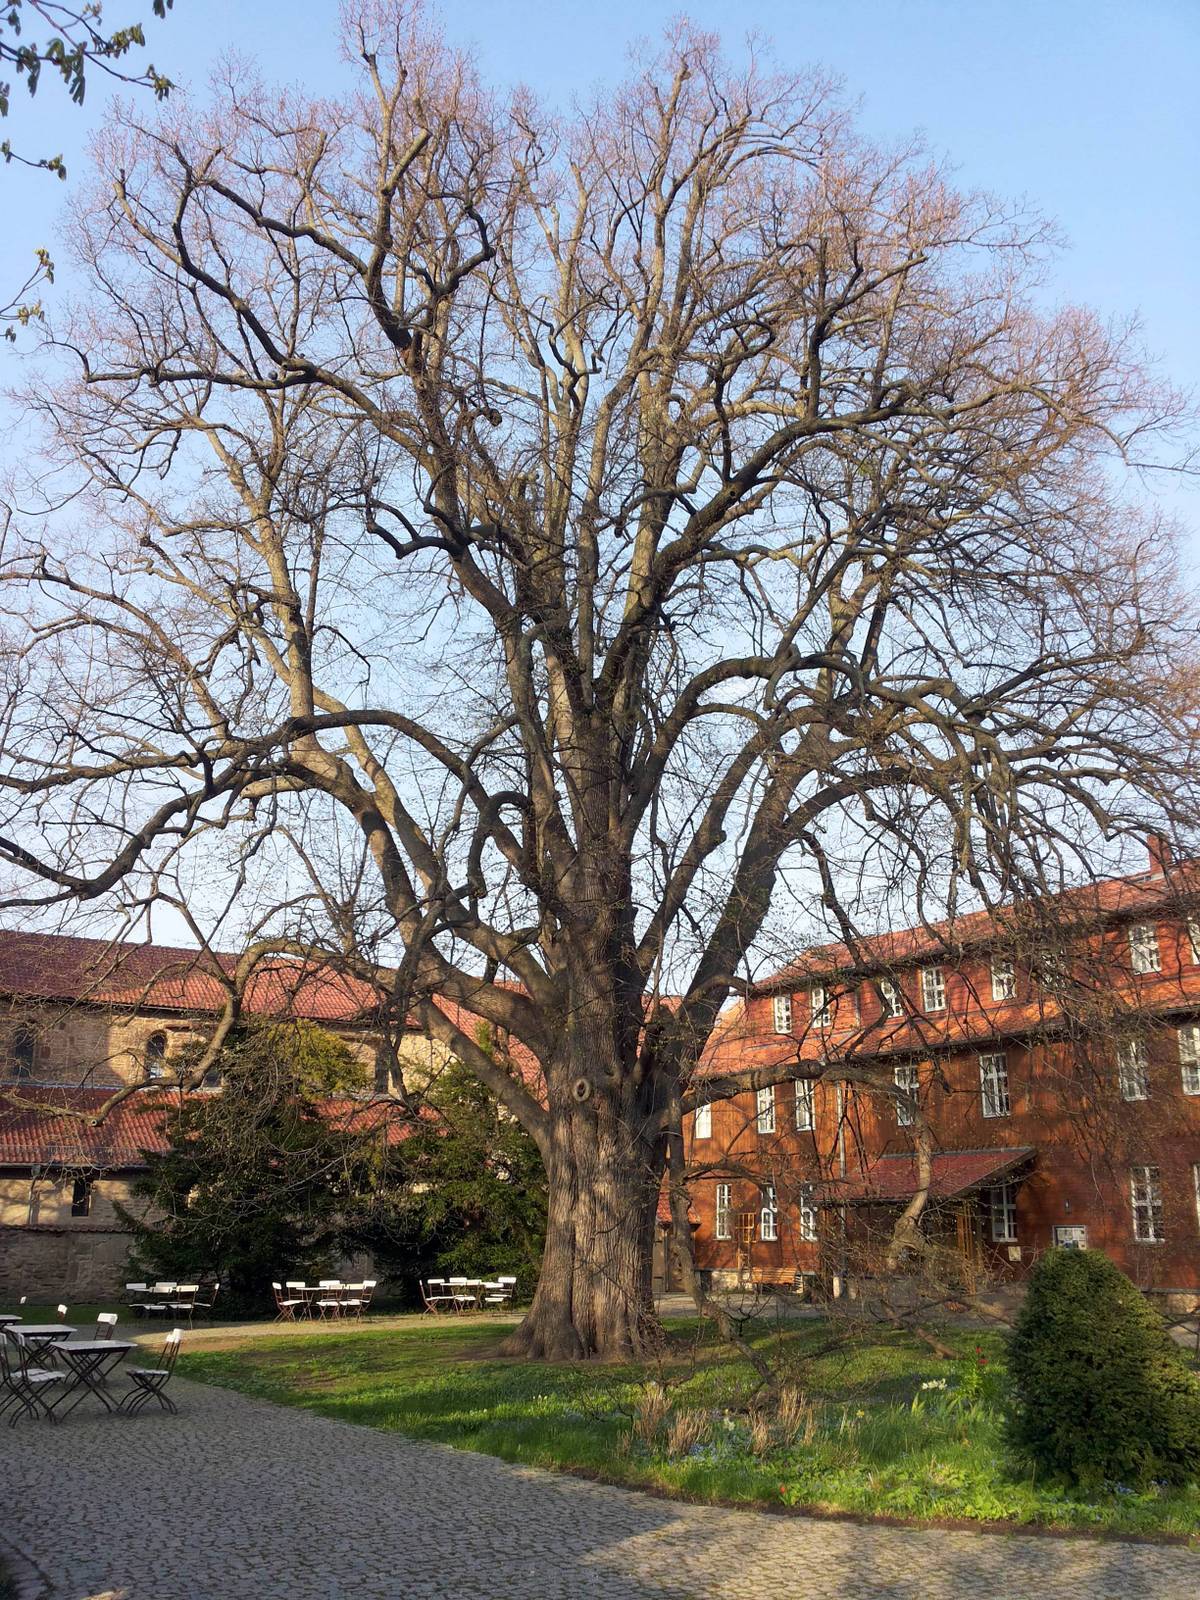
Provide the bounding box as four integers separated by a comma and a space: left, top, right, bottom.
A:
817, 1146, 1035, 1206
0, 930, 383, 1023
0, 1086, 416, 1170
0, 930, 548, 1093
758, 861, 1200, 991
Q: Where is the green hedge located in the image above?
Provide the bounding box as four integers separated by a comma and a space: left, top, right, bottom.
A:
1007, 1248, 1200, 1489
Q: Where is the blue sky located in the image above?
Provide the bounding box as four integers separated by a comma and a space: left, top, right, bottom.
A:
2, 0, 1198, 545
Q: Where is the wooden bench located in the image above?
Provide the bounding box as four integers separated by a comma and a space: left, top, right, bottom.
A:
748, 1268, 800, 1293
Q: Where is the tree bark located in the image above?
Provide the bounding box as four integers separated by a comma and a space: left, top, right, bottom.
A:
500, 1048, 664, 1361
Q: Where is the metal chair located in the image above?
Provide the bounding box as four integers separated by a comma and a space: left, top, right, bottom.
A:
447, 1277, 478, 1313
419, 1279, 457, 1315
191, 1280, 221, 1320
0, 1330, 64, 1426
338, 1282, 365, 1316
314, 1285, 344, 1320
272, 1282, 304, 1322
95, 1312, 119, 1340
166, 1285, 199, 1325
119, 1329, 183, 1416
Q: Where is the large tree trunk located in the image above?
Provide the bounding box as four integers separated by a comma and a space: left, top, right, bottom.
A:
501, 1055, 665, 1361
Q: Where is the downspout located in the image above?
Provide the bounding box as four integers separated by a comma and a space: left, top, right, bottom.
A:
836, 1085, 848, 1298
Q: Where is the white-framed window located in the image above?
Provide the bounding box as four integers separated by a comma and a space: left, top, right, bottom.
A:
772, 994, 793, 1034
893, 1062, 919, 1127
1188, 919, 1200, 964
794, 1078, 814, 1131
1128, 923, 1161, 975
1118, 1037, 1150, 1102
810, 984, 832, 1027
1035, 948, 1069, 993
979, 1052, 1011, 1119
1130, 1164, 1164, 1243
760, 1185, 778, 1241
755, 1084, 776, 1134
990, 957, 1016, 1002
694, 1101, 712, 1139
1178, 1026, 1200, 1097
715, 1182, 732, 1240
920, 966, 946, 1013
988, 1181, 1018, 1243
798, 1185, 818, 1242
878, 976, 903, 1018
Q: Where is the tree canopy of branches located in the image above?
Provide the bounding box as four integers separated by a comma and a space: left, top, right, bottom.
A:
1, 2, 1197, 1358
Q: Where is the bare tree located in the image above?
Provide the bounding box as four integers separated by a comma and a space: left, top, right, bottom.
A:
0, 1, 1196, 1358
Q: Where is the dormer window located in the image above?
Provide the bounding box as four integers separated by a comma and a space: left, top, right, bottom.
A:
1128, 924, 1161, 975
771, 994, 793, 1035
144, 1031, 169, 1081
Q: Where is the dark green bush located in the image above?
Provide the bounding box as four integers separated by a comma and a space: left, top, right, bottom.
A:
1007, 1247, 1200, 1489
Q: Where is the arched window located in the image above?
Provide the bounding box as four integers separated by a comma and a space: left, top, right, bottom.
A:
12, 1026, 36, 1081
144, 1031, 169, 1080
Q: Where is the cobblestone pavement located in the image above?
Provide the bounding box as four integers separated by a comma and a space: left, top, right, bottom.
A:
2, 1379, 1197, 1600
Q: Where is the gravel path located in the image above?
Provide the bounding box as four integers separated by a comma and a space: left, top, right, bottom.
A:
1, 1377, 1196, 1599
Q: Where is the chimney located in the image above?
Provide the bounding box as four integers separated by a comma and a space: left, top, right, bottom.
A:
1147, 832, 1174, 877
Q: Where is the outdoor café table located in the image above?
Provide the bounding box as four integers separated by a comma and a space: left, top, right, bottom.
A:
50, 1339, 136, 1416
11, 1325, 75, 1363
0, 1313, 21, 1326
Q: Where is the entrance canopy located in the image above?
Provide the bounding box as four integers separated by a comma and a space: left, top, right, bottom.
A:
816, 1147, 1035, 1208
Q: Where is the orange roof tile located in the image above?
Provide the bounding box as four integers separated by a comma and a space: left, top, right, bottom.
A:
758, 862, 1200, 991
0, 1085, 417, 1170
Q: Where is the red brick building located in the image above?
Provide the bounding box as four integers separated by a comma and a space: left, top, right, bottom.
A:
685, 844, 1200, 1304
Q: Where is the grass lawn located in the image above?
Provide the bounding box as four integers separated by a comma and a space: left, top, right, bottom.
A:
180, 1313, 1200, 1540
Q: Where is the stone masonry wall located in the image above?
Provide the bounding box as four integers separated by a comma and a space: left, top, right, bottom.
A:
0, 1222, 134, 1301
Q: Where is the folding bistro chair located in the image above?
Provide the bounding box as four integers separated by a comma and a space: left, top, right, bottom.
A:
119, 1329, 183, 1416
338, 1283, 366, 1317
191, 1280, 221, 1320
272, 1282, 304, 1321
0, 1330, 64, 1426
447, 1277, 478, 1313
285, 1281, 309, 1318
94, 1312, 120, 1340
314, 1285, 345, 1320
166, 1285, 200, 1326
420, 1279, 457, 1314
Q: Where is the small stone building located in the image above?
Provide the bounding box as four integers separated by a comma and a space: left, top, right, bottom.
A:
0, 930, 456, 1300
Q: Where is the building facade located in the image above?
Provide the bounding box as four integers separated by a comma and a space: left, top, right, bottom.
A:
686, 845, 1200, 1305
0, 931, 452, 1299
